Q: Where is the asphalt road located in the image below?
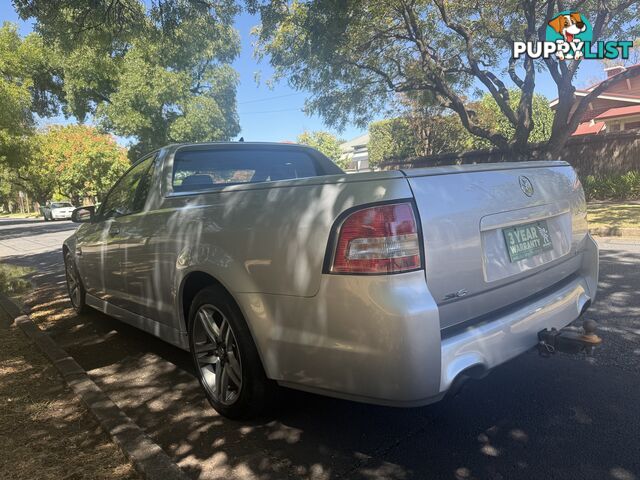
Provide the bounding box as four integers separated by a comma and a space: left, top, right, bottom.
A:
1, 217, 639, 480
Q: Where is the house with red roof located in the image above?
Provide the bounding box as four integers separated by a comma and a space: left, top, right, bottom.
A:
550, 64, 640, 136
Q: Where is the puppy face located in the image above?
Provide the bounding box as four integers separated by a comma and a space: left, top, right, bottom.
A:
548, 12, 586, 42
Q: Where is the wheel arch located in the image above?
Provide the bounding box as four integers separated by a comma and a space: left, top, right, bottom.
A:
178, 270, 270, 375
62, 243, 72, 263
179, 271, 228, 332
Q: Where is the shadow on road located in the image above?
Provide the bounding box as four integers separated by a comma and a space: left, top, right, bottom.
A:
0, 218, 45, 227
1, 244, 638, 480
0, 221, 76, 241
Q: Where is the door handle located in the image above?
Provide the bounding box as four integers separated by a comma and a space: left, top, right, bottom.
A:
109, 225, 120, 236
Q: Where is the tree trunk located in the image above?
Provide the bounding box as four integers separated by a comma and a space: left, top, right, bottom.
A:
506, 142, 538, 162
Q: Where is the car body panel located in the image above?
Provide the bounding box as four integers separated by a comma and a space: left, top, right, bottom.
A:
404, 162, 588, 331
63, 145, 599, 406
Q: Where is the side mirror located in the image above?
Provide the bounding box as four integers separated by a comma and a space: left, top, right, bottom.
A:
71, 206, 95, 223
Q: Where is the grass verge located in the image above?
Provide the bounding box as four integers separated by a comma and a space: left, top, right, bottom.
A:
588, 202, 640, 231
0, 263, 33, 297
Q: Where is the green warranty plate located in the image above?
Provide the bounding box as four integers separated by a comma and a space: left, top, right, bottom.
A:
503, 220, 553, 262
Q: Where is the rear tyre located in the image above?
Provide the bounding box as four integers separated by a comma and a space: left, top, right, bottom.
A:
188, 285, 273, 419
64, 250, 88, 314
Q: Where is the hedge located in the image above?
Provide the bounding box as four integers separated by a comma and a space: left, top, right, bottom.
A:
583, 171, 640, 201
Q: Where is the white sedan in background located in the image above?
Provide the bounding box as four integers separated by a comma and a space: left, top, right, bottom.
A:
42, 201, 75, 221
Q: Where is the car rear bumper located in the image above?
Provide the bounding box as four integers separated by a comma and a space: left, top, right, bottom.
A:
438, 273, 591, 395
51, 211, 73, 219
237, 234, 599, 407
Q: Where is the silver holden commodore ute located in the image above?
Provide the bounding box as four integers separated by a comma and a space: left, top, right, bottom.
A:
63, 142, 600, 419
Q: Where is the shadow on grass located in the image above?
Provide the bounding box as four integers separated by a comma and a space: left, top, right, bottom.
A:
588, 203, 640, 229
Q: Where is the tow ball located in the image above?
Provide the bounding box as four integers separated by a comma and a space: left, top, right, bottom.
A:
537, 319, 602, 356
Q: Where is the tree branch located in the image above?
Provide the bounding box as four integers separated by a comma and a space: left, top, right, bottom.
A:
433, 0, 517, 126
90, 89, 112, 104
508, 57, 525, 89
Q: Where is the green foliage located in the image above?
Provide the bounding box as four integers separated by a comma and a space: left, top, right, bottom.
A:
368, 119, 417, 167
368, 90, 554, 165
252, 1, 472, 131
583, 171, 640, 201
425, 115, 477, 154
251, 0, 638, 155
472, 91, 554, 149
18, 125, 129, 204
0, 22, 62, 168
297, 130, 346, 169
14, 1, 241, 158
0, 263, 32, 295
0, 167, 19, 207
369, 114, 477, 166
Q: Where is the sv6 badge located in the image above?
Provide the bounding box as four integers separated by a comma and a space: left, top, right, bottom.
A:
443, 289, 469, 301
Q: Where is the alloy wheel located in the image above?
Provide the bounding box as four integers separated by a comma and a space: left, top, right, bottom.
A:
65, 256, 81, 308
193, 304, 243, 405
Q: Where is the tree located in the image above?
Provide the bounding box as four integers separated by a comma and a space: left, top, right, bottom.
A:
471, 90, 555, 149
15, 0, 241, 158
369, 90, 554, 166
369, 114, 474, 166
0, 22, 62, 169
297, 130, 347, 168
12, 143, 58, 206
16, 125, 130, 205
250, 0, 639, 159
0, 167, 21, 211
368, 118, 417, 167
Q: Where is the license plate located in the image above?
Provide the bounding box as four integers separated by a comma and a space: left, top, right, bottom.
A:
502, 220, 553, 262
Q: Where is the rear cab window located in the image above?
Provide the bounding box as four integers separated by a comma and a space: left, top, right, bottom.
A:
171, 146, 328, 193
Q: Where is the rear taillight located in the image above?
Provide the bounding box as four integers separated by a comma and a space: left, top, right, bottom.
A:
329, 202, 423, 274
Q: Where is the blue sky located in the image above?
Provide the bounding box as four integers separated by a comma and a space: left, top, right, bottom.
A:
232, 11, 367, 142
1, 4, 609, 145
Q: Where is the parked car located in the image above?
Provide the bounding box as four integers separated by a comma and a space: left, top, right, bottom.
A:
63, 142, 599, 419
41, 201, 75, 221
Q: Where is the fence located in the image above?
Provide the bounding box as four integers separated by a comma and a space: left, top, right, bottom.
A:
381, 130, 640, 178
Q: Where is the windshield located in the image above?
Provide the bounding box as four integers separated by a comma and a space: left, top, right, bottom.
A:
51, 202, 73, 208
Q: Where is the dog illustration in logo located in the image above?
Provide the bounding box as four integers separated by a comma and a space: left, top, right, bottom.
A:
548, 12, 586, 60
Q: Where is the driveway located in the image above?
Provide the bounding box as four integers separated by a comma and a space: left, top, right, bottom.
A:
1, 218, 639, 480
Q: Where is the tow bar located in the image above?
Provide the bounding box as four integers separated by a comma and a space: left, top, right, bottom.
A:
537, 319, 602, 356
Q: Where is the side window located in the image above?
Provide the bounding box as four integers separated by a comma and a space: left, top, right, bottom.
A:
131, 158, 156, 212
99, 155, 155, 220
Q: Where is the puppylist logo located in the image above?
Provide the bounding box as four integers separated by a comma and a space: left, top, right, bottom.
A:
513, 11, 633, 61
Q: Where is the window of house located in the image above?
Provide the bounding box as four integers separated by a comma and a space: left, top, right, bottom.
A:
624, 121, 640, 130
609, 123, 621, 132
